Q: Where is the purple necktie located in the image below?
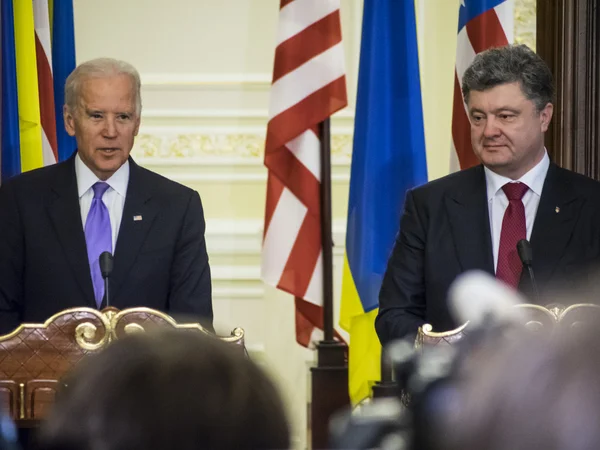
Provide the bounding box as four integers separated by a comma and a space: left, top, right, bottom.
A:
85, 182, 112, 307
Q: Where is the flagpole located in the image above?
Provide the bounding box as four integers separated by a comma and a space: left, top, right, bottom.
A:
319, 118, 335, 342
310, 118, 349, 449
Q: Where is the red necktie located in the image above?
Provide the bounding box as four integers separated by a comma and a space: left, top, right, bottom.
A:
496, 182, 529, 288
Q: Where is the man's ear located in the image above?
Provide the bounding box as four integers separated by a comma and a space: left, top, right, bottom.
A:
540, 102, 553, 133
64, 105, 76, 137
133, 115, 141, 137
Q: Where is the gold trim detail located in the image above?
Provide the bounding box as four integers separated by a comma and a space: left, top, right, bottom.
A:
0, 307, 104, 342
0, 306, 244, 351
19, 383, 25, 420
75, 322, 109, 351
420, 321, 469, 338
514, 303, 600, 322
220, 327, 245, 344
132, 133, 353, 159
124, 323, 146, 334
524, 320, 544, 332
417, 303, 600, 343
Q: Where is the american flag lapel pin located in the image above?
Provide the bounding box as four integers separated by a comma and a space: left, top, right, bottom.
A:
133, 215, 143, 222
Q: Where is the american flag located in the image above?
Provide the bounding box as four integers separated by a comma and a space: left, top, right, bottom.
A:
33, 0, 59, 167
451, 0, 514, 170
262, 0, 347, 347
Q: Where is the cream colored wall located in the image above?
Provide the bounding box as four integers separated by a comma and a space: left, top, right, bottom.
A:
72, 0, 489, 447
73, 1, 359, 448
416, 0, 460, 181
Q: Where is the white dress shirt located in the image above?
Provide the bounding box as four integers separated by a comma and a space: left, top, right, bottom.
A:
75, 154, 129, 251
485, 151, 550, 272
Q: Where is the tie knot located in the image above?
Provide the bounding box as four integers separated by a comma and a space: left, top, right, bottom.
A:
92, 182, 110, 199
502, 182, 528, 201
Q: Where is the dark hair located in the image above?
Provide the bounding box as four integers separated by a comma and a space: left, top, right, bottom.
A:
462, 44, 554, 111
441, 326, 600, 450
38, 331, 290, 450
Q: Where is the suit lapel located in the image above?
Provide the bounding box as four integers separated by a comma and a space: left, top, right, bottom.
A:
444, 166, 495, 275
46, 157, 96, 306
110, 159, 158, 300
530, 163, 583, 282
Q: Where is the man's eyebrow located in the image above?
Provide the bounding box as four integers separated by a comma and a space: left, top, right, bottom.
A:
469, 107, 521, 115
469, 107, 485, 115
491, 107, 520, 114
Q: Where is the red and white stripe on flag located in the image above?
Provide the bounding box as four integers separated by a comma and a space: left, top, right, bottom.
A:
451, 0, 514, 171
33, 0, 58, 166
262, 0, 347, 347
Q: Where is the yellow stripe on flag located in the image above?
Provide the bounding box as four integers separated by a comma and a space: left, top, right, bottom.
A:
340, 255, 381, 405
13, 0, 44, 172
49, 0, 54, 38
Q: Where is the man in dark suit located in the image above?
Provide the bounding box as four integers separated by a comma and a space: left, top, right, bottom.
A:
0, 58, 212, 334
376, 45, 600, 345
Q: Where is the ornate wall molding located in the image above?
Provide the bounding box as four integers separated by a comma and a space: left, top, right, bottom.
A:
133, 131, 354, 161
515, 0, 536, 49
134, 133, 265, 159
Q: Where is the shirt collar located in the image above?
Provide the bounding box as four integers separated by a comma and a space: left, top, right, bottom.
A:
75, 153, 130, 198
485, 151, 550, 202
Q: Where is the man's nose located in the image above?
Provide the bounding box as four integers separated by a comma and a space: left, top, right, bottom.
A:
102, 117, 118, 138
483, 117, 501, 138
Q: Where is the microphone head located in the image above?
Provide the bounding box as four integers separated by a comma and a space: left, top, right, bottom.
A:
99, 252, 114, 279
449, 270, 529, 328
517, 239, 533, 266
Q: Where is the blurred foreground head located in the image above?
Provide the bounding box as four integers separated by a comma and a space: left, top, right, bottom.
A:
442, 324, 600, 450
38, 331, 290, 450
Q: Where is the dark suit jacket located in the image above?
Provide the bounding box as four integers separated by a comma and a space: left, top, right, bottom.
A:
376, 163, 600, 345
0, 155, 212, 334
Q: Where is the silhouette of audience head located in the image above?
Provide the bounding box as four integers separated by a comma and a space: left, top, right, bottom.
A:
441, 324, 600, 450
38, 330, 290, 450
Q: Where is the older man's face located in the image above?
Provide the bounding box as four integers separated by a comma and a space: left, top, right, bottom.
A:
467, 81, 553, 180
64, 74, 140, 181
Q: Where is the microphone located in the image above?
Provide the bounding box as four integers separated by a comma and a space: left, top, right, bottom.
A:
517, 239, 540, 303
448, 270, 528, 328
99, 251, 114, 307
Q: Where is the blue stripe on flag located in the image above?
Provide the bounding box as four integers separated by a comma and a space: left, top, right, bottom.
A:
458, 0, 508, 31
52, 0, 76, 162
1, 0, 22, 180
346, 0, 428, 313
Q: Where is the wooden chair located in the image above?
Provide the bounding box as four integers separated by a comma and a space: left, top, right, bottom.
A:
0, 307, 244, 422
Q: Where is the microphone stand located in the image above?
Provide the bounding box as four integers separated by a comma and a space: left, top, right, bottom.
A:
99, 251, 114, 308
103, 276, 110, 308
517, 239, 540, 304
524, 263, 539, 303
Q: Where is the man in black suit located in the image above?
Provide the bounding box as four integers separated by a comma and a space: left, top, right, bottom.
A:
0, 58, 212, 334
376, 45, 600, 345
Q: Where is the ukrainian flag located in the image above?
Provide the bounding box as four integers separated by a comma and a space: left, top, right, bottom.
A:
340, 0, 428, 405
1, 0, 76, 184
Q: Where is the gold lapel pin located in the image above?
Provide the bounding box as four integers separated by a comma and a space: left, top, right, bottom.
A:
133, 215, 143, 221
555, 207, 560, 214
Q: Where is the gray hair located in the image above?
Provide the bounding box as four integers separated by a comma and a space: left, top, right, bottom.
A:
462, 44, 554, 112
64, 57, 142, 116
